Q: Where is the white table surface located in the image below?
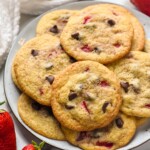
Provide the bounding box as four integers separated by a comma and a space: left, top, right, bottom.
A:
0, 0, 150, 149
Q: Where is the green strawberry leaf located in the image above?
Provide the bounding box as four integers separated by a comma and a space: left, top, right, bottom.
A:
39, 141, 45, 148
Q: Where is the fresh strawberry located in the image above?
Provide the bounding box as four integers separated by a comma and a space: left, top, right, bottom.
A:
22, 141, 45, 150
130, 0, 150, 16
0, 101, 16, 150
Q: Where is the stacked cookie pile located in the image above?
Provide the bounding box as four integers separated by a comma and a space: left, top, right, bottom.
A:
12, 4, 150, 150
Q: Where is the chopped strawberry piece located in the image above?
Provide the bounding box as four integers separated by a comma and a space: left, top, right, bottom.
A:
99, 81, 109, 87
81, 101, 90, 114
76, 131, 87, 141
83, 16, 91, 24
113, 43, 121, 48
85, 67, 90, 72
145, 104, 150, 108
81, 45, 92, 52
96, 141, 113, 148
39, 88, 44, 95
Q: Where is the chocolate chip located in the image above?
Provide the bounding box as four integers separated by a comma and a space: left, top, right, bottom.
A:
31, 50, 38, 56
45, 75, 54, 84
94, 47, 101, 54
49, 25, 59, 34
31, 102, 41, 110
107, 19, 115, 26
69, 56, 76, 63
115, 117, 124, 128
120, 82, 129, 93
71, 33, 80, 40
65, 104, 75, 109
102, 102, 110, 113
68, 92, 77, 100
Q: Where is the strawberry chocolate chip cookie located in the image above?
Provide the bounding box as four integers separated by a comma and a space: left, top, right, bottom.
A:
108, 51, 150, 117
51, 61, 121, 131
60, 5, 133, 64
62, 113, 136, 150
14, 34, 72, 106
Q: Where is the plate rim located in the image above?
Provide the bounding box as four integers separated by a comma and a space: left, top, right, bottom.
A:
3, 1, 150, 150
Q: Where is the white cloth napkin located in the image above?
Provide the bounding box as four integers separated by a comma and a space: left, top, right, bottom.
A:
0, 0, 20, 69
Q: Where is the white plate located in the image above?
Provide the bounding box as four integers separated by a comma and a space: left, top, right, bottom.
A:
4, 1, 150, 150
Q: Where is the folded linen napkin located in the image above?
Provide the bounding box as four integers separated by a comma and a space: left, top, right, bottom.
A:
0, 0, 20, 69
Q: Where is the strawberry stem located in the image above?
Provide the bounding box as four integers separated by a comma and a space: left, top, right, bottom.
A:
32, 141, 45, 150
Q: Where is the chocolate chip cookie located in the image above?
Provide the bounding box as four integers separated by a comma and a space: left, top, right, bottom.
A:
62, 113, 136, 150
18, 93, 65, 140
108, 51, 150, 117
51, 61, 121, 131
60, 4, 133, 64
14, 34, 72, 106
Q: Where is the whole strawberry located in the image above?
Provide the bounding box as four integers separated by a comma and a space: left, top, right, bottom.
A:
131, 0, 150, 16
22, 141, 45, 150
0, 101, 16, 150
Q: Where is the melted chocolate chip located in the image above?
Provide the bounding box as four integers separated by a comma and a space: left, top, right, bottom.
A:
45, 75, 55, 84
120, 82, 129, 93
71, 33, 80, 40
102, 102, 110, 113
65, 104, 75, 109
115, 117, 124, 128
31, 102, 41, 110
68, 92, 77, 100
49, 25, 59, 34
107, 19, 115, 26
31, 50, 38, 56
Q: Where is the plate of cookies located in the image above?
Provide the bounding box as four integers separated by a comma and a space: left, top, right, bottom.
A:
4, 1, 150, 150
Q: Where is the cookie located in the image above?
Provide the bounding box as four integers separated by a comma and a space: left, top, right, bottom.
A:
51, 61, 121, 131
136, 117, 148, 127
62, 113, 136, 150
14, 34, 72, 106
18, 93, 65, 140
108, 51, 150, 117
144, 39, 150, 53
60, 4, 133, 64
36, 10, 78, 37
11, 62, 21, 90
83, 4, 145, 51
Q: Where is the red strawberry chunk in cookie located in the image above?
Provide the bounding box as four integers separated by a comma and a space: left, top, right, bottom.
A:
96, 141, 114, 148
39, 88, 44, 95
83, 16, 91, 24
145, 104, 150, 108
81, 45, 92, 52
81, 101, 90, 114
113, 43, 121, 48
99, 80, 110, 87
